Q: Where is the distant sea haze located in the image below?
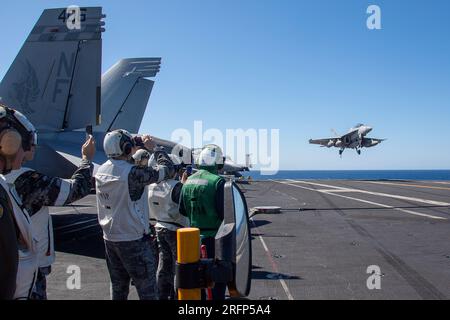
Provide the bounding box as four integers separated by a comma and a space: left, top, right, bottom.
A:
245, 170, 450, 181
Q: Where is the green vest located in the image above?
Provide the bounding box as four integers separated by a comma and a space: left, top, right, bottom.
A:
182, 169, 224, 237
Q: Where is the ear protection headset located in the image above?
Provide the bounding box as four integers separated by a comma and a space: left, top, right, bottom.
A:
118, 130, 135, 156
0, 105, 36, 157
0, 128, 22, 156
218, 158, 225, 170
104, 129, 136, 158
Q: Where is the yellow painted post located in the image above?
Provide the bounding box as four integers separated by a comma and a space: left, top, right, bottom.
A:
177, 227, 201, 300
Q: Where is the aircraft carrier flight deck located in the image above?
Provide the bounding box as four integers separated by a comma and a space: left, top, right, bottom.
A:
47, 179, 450, 300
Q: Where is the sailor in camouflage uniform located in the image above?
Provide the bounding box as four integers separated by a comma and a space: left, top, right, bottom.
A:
132, 149, 159, 270
0, 108, 95, 300
13, 149, 94, 300
147, 153, 189, 300
0, 104, 95, 299
96, 129, 174, 300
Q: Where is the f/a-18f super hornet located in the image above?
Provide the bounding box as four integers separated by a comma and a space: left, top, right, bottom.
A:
309, 124, 385, 156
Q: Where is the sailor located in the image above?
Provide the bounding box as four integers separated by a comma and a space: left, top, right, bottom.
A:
179, 144, 227, 300
0, 105, 38, 300
132, 148, 159, 268
0, 165, 18, 300
147, 153, 189, 300
95, 129, 175, 300
0, 104, 95, 300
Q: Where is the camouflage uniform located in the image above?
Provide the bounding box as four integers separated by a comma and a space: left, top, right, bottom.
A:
30, 266, 51, 300
128, 165, 171, 201
149, 224, 159, 268
105, 235, 157, 300
13, 159, 93, 300
14, 159, 93, 213
98, 150, 174, 300
156, 227, 178, 300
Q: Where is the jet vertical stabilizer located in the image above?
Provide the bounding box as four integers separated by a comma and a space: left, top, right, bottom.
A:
0, 7, 104, 131
96, 58, 161, 133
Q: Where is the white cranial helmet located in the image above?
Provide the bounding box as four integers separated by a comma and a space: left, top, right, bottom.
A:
103, 129, 134, 158
132, 149, 150, 163
197, 144, 224, 168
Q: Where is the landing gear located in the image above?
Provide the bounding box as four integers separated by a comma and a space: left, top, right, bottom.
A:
356, 149, 361, 155
339, 149, 344, 157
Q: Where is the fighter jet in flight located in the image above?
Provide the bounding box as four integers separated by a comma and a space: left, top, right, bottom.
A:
309, 124, 385, 156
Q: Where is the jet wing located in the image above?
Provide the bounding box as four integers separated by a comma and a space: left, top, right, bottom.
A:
362, 137, 386, 147
309, 138, 337, 146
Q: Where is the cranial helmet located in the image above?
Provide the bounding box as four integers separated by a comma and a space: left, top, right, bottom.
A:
0, 104, 37, 157
103, 129, 135, 158
197, 144, 224, 171
132, 149, 150, 163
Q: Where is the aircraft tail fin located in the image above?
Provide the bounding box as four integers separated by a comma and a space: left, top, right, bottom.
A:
331, 128, 339, 137
0, 7, 104, 131
96, 58, 161, 133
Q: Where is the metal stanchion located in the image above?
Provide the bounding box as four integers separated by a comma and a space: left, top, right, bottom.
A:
177, 227, 201, 300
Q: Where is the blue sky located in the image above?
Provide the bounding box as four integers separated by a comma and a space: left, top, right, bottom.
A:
0, 0, 449, 170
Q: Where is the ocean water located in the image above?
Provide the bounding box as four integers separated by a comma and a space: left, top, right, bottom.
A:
244, 170, 450, 181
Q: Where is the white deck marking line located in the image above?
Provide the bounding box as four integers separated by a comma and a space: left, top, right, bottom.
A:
54, 218, 98, 231
58, 223, 99, 235
48, 208, 80, 215
285, 180, 450, 207
317, 189, 358, 193
422, 181, 450, 185
275, 180, 447, 220
276, 189, 299, 201
353, 180, 450, 191
250, 219, 294, 300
